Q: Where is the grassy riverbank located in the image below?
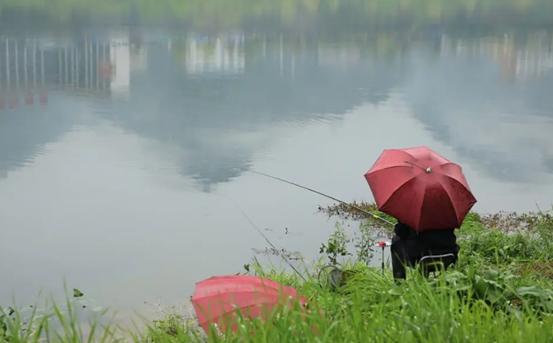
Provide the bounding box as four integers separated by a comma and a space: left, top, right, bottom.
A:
2, 209, 553, 342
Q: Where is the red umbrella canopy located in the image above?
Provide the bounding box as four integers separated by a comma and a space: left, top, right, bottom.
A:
364, 146, 476, 232
191, 275, 305, 333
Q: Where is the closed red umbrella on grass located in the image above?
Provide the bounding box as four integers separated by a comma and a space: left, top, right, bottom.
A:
364, 146, 476, 231
191, 275, 305, 333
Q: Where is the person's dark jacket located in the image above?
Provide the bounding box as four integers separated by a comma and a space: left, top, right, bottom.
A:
391, 222, 459, 279
394, 222, 458, 254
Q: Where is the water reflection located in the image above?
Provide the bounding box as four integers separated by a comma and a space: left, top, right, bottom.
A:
0, 36, 128, 94
1, 26, 553, 313
182, 34, 245, 75
439, 33, 553, 81
1, 31, 553, 187
405, 32, 553, 182
0, 32, 403, 186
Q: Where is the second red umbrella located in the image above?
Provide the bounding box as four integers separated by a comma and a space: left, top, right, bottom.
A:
364, 146, 476, 232
191, 275, 305, 333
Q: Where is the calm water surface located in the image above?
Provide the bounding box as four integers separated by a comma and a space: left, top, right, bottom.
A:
1, 12, 553, 315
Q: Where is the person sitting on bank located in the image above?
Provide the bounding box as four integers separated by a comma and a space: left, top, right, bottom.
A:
390, 221, 459, 279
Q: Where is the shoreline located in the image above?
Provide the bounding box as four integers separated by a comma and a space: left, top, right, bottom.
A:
2, 206, 553, 341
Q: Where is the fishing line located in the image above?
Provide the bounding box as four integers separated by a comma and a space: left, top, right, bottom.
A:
221, 194, 308, 282
237, 208, 308, 282
250, 170, 394, 226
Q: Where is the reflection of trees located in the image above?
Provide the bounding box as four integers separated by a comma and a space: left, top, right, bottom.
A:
1, 0, 552, 31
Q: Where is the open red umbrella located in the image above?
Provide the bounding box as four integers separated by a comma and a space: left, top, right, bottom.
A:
191, 275, 305, 333
364, 146, 476, 231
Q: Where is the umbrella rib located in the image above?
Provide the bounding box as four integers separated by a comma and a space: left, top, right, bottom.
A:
403, 160, 427, 172
441, 173, 475, 197
437, 177, 462, 223
437, 177, 464, 228
415, 181, 428, 230
440, 162, 461, 168
368, 164, 417, 174
378, 173, 420, 209
439, 175, 477, 222
441, 170, 472, 192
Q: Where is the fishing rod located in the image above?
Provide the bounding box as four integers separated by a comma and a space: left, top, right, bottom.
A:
251, 170, 394, 226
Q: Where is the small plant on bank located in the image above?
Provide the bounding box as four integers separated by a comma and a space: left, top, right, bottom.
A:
319, 224, 350, 266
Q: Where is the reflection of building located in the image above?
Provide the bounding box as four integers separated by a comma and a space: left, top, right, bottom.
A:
4, 30, 552, 189
130, 44, 148, 73
110, 37, 130, 98
183, 34, 245, 75
0, 32, 403, 188
0, 38, 48, 109
0, 36, 132, 109
108, 34, 401, 189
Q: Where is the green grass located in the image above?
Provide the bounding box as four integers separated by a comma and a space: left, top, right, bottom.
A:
138, 210, 553, 342
0, 293, 120, 343
140, 266, 553, 342
3, 210, 553, 342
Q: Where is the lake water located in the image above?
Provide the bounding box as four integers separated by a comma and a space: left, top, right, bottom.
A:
1, 4, 553, 316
